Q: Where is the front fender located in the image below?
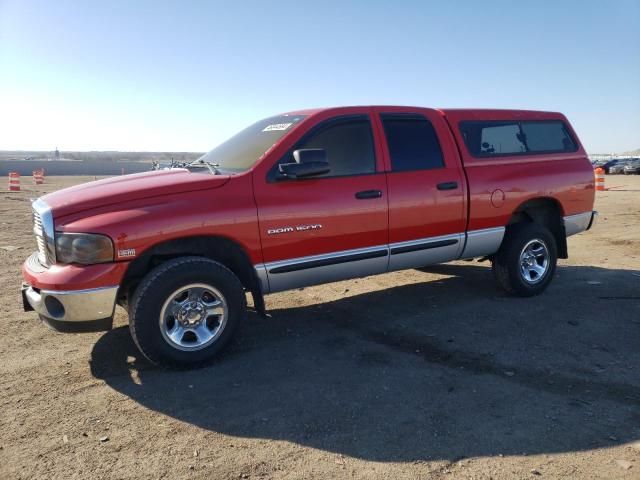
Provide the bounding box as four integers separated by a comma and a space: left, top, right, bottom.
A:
54, 175, 263, 266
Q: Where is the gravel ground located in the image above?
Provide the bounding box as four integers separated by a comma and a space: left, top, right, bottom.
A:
1, 175, 639, 480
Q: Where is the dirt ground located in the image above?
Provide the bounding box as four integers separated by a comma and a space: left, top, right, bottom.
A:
1, 175, 639, 480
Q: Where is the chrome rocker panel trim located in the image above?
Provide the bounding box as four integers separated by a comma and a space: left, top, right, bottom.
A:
256, 228, 505, 294
23, 284, 118, 322
564, 211, 598, 237
256, 245, 389, 294
460, 226, 506, 260
388, 233, 463, 272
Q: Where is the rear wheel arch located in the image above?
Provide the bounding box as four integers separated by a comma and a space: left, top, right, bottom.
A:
506, 197, 568, 259
119, 235, 265, 315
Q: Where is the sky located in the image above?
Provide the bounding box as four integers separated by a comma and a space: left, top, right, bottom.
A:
0, 0, 638, 154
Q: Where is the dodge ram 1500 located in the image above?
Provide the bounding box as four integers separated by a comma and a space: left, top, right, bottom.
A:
22, 106, 597, 367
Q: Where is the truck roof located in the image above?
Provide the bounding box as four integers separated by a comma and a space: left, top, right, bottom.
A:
438, 108, 567, 122
283, 106, 567, 121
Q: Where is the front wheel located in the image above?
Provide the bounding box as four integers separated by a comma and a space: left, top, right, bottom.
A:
129, 257, 246, 368
492, 223, 558, 297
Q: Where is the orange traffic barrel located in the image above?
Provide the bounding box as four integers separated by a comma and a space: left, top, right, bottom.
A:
594, 167, 605, 191
8, 172, 20, 191
33, 169, 44, 185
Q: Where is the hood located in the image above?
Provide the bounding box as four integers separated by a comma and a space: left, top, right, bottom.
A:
43, 169, 231, 218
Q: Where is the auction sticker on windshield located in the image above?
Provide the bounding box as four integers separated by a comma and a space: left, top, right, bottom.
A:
262, 123, 292, 132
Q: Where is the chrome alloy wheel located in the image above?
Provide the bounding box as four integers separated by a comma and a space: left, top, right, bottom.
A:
159, 283, 228, 351
519, 239, 550, 284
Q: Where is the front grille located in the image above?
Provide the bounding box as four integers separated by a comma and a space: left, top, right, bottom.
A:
33, 209, 48, 266
33, 210, 43, 232
31, 202, 53, 267
35, 235, 48, 265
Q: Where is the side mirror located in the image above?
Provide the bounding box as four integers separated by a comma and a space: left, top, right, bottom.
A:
278, 149, 330, 179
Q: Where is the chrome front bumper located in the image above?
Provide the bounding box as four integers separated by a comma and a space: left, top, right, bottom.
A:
22, 284, 118, 322
564, 211, 598, 237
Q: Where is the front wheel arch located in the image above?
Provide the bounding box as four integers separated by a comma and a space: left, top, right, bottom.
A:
118, 235, 265, 315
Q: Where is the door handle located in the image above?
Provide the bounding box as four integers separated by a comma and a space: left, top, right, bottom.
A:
437, 181, 458, 191
355, 189, 383, 199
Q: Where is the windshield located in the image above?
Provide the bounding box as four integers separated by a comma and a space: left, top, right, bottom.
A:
197, 114, 307, 173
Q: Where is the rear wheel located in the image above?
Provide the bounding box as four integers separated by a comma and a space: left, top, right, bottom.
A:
129, 256, 246, 368
492, 223, 557, 297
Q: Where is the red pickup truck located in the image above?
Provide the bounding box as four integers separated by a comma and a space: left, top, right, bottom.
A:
22, 106, 597, 368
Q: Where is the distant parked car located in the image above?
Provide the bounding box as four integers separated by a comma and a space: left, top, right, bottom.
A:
609, 161, 630, 174
596, 159, 620, 174
623, 159, 640, 175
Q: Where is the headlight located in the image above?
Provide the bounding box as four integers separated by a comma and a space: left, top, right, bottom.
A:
55, 233, 114, 265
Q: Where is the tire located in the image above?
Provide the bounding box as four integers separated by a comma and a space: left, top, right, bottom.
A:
491, 222, 558, 297
129, 256, 246, 368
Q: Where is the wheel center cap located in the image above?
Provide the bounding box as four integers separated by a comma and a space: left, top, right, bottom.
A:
178, 302, 205, 325
522, 254, 536, 267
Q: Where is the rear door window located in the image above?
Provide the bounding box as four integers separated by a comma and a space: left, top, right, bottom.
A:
460, 120, 577, 158
381, 114, 445, 171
